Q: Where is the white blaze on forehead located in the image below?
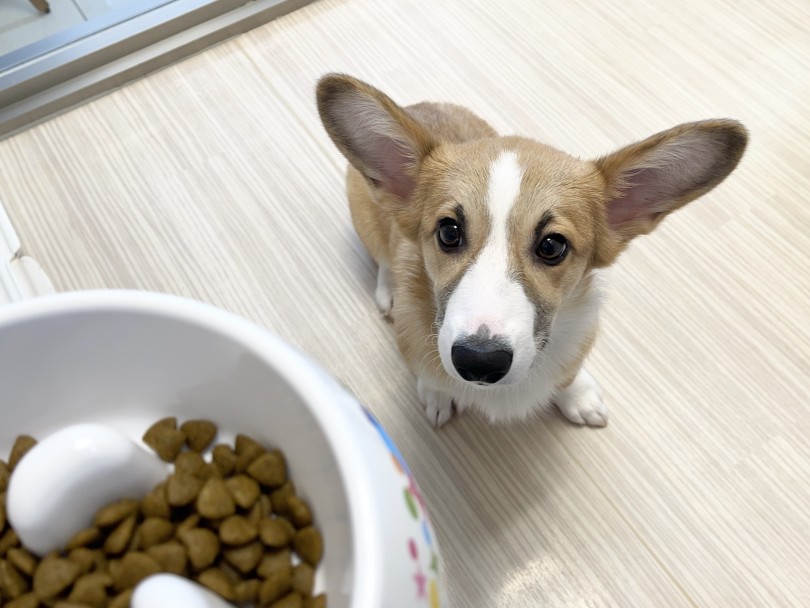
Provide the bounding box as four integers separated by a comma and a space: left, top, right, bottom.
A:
437, 150, 537, 385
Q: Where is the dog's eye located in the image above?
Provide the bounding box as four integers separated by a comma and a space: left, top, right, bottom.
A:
536, 234, 568, 265
437, 219, 463, 251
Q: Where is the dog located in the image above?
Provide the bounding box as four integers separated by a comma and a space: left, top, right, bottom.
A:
316, 74, 747, 428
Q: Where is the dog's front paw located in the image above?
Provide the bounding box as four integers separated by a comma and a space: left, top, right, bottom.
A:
417, 377, 459, 428
555, 368, 609, 428
374, 263, 394, 318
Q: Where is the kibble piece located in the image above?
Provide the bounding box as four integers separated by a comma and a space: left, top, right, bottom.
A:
219, 515, 258, 545
179, 528, 220, 570
181, 420, 218, 452
270, 481, 296, 514
33, 557, 81, 599
234, 435, 265, 473
104, 514, 137, 554
108, 589, 133, 608
67, 548, 102, 576
174, 451, 206, 477
176, 513, 201, 536
110, 552, 161, 591
6, 592, 39, 608
259, 564, 293, 606
287, 497, 313, 528
196, 478, 236, 519
212, 444, 237, 476
0, 460, 9, 492
8, 436, 37, 469
0, 528, 20, 554
304, 594, 327, 608
222, 540, 264, 574
234, 579, 261, 604
140, 482, 170, 519
143, 418, 186, 462
259, 518, 293, 549
294, 527, 323, 566
66, 527, 101, 550
225, 475, 260, 509
167, 473, 205, 507
6, 548, 37, 576
138, 518, 175, 550
271, 593, 304, 608
146, 541, 187, 575
197, 568, 236, 601
257, 549, 292, 579
0, 558, 29, 598
68, 572, 113, 608
292, 563, 315, 597
94, 498, 139, 528
246, 451, 286, 488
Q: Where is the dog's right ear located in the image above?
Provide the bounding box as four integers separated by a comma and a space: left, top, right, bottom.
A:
316, 74, 435, 201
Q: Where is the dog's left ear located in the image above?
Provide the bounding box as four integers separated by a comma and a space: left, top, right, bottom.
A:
594, 119, 748, 265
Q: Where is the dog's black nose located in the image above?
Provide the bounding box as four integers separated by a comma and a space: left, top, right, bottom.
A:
451, 337, 513, 384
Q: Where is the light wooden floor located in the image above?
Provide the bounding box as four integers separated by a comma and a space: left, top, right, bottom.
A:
2, 0, 809, 605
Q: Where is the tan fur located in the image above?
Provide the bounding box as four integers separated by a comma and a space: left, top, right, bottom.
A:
317, 73, 748, 424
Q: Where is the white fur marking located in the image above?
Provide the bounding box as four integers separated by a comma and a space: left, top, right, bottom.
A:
438, 151, 537, 386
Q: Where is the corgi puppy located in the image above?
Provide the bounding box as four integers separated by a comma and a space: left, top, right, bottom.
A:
316, 74, 747, 428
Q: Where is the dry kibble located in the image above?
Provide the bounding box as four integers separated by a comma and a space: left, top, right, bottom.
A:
259, 563, 293, 606
212, 444, 237, 476
146, 541, 187, 575
197, 568, 236, 601
33, 557, 81, 599
110, 552, 161, 591
8, 436, 37, 469
304, 594, 327, 608
219, 515, 258, 545
294, 527, 323, 566
174, 451, 207, 477
234, 578, 261, 604
234, 435, 265, 473
94, 499, 139, 528
66, 527, 101, 550
104, 515, 137, 554
176, 513, 201, 536
108, 589, 133, 608
6, 548, 37, 576
257, 549, 292, 579
143, 418, 186, 462
270, 481, 296, 514
0, 558, 29, 598
287, 496, 313, 529
292, 563, 315, 597
222, 540, 264, 574
271, 593, 304, 608
138, 518, 175, 549
6, 592, 39, 608
225, 475, 261, 509
167, 473, 205, 507
0, 528, 20, 554
67, 548, 103, 576
246, 451, 286, 487
181, 420, 218, 452
68, 572, 113, 608
0, 461, 9, 492
259, 518, 293, 549
140, 482, 171, 519
196, 478, 236, 519
179, 528, 220, 570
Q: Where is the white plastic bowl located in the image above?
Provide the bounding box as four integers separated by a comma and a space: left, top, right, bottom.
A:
0, 290, 445, 608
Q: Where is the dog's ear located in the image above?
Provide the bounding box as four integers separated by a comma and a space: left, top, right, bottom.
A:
316, 74, 435, 201
593, 119, 748, 265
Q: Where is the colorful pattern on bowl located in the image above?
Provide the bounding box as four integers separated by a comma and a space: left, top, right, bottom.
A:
362, 408, 442, 608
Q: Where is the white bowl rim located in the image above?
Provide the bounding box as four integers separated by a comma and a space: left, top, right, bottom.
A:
0, 289, 382, 608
